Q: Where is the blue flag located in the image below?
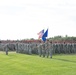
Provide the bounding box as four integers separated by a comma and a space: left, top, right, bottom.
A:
42, 37, 46, 42
42, 29, 48, 42
42, 29, 48, 37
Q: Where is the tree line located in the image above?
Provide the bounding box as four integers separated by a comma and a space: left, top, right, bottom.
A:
48, 35, 76, 43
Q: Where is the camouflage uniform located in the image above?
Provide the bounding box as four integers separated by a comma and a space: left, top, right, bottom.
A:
45, 42, 49, 58
49, 42, 53, 58
38, 44, 42, 57
28, 43, 32, 55
63, 43, 67, 54
16, 43, 18, 53
42, 43, 46, 57
4, 44, 8, 55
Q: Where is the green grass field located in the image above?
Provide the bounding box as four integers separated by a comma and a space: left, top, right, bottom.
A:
0, 52, 76, 75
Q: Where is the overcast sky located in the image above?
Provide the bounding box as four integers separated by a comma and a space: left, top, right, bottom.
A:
0, 0, 76, 40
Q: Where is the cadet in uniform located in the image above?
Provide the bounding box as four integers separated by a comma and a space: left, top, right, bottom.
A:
45, 40, 49, 58
49, 41, 53, 58
38, 43, 42, 57
42, 41, 46, 57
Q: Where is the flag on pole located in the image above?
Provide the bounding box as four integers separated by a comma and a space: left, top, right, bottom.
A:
42, 29, 48, 42
42, 29, 48, 37
37, 29, 44, 39
42, 37, 46, 42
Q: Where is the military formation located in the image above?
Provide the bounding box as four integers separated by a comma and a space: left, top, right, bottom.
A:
2, 41, 53, 58
38, 41, 53, 58
52, 43, 76, 54
15, 40, 53, 58
0, 41, 76, 58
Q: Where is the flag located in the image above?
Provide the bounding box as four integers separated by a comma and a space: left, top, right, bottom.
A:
37, 29, 44, 39
42, 29, 48, 37
42, 37, 46, 42
42, 29, 48, 42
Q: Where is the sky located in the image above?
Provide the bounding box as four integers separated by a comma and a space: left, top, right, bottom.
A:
0, 0, 76, 40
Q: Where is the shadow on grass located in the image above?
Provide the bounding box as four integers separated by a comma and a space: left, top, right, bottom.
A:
53, 58, 76, 63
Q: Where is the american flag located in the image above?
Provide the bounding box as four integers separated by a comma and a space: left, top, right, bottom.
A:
37, 29, 44, 39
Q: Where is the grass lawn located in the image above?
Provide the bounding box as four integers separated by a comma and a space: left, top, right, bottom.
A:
0, 52, 76, 75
